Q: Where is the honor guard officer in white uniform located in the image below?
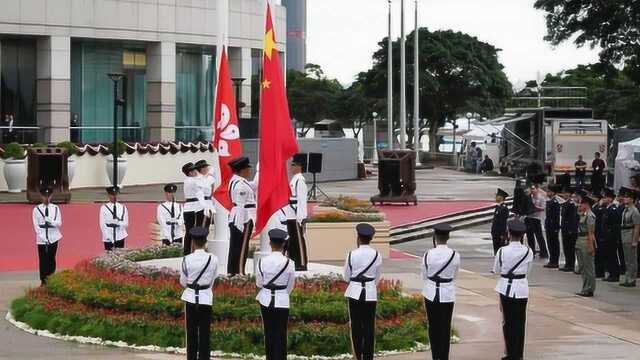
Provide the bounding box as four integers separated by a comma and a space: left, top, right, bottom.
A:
194, 159, 218, 230
32, 186, 62, 286
285, 154, 309, 271
494, 220, 533, 360
157, 183, 184, 246
421, 223, 460, 360
256, 229, 296, 360
183, 162, 208, 256
227, 156, 257, 275
343, 223, 382, 360
180, 227, 219, 360
99, 186, 129, 251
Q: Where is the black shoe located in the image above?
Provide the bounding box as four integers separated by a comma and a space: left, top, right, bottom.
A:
559, 267, 574, 272
576, 292, 594, 297
544, 263, 559, 269
619, 282, 636, 288
602, 277, 619, 282
574, 270, 582, 275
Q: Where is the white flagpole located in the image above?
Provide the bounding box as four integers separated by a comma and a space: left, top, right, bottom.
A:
413, 0, 420, 165
387, 0, 393, 150
399, 0, 407, 149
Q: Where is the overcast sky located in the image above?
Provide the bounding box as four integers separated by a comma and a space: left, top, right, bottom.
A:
306, 0, 600, 87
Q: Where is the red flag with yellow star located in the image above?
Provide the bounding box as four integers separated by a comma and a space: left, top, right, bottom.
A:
255, 3, 299, 234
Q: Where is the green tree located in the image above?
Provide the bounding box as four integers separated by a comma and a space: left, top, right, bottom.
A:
534, 0, 640, 80
359, 28, 512, 152
286, 64, 343, 136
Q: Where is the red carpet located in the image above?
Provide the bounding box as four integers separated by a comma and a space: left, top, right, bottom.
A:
0, 203, 155, 272
376, 201, 494, 227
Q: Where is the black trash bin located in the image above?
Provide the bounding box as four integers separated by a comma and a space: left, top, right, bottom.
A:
370, 150, 417, 205
26, 147, 71, 203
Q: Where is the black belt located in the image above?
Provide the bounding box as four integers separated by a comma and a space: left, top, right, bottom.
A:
263, 284, 288, 296
289, 200, 298, 205
350, 276, 375, 287
185, 196, 211, 203
233, 203, 256, 208
501, 274, 526, 280
187, 284, 211, 304
428, 276, 453, 285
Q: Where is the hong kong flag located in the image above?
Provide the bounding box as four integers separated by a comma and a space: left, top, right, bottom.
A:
255, 4, 299, 234
213, 47, 242, 210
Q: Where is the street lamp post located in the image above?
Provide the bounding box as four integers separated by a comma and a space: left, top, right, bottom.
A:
452, 118, 458, 168
372, 112, 379, 164
108, 73, 124, 187
387, 0, 393, 150
413, 0, 420, 165
231, 77, 246, 121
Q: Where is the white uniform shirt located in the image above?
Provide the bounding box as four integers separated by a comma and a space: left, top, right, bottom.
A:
197, 170, 218, 214
285, 173, 308, 222
156, 201, 184, 241
99, 202, 129, 242
421, 245, 460, 303
256, 252, 296, 308
343, 245, 382, 301
228, 174, 257, 231
32, 203, 62, 245
183, 176, 207, 213
493, 242, 533, 299
180, 249, 219, 305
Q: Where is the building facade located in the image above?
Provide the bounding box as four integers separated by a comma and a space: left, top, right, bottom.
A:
282, 0, 306, 71
0, 0, 286, 145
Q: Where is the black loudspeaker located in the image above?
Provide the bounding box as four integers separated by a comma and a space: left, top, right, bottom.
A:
308, 153, 323, 174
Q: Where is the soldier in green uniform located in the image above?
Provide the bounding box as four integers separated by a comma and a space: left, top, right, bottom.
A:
620, 187, 640, 287
575, 196, 596, 297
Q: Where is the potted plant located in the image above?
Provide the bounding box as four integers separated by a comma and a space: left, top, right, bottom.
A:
2, 142, 26, 193
105, 140, 128, 187
56, 141, 78, 183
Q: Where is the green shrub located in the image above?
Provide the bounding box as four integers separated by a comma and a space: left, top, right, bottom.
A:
107, 139, 127, 156
2, 142, 26, 159
56, 141, 78, 156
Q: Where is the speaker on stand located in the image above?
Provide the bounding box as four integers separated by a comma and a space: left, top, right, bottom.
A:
307, 152, 328, 200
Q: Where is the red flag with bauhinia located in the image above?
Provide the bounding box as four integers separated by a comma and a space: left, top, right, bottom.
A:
255, 3, 299, 234
213, 47, 242, 210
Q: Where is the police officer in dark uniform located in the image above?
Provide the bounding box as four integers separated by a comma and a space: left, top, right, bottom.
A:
544, 184, 562, 268
591, 192, 607, 278
560, 188, 579, 272
602, 188, 622, 282
491, 189, 510, 254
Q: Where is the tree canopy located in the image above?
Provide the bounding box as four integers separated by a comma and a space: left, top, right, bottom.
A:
358, 28, 512, 151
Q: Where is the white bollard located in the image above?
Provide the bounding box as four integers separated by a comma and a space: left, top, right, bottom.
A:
209, 202, 230, 274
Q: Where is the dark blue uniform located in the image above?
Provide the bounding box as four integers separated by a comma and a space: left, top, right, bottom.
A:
592, 203, 606, 277
603, 203, 623, 280
544, 196, 561, 266
560, 200, 579, 271
491, 203, 510, 254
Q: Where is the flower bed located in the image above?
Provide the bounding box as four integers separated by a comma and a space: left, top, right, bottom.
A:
10, 247, 428, 358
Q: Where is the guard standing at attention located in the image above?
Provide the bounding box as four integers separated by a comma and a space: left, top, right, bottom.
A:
494, 219, 533, 360
99, 186, 129, 251
543, 184, 562, 268
157, 183, 184, 246
343, 223, 382, 360
602, 188, 622, 282
227, 156, 257, 275
256, 229, 296, 360
421, 223, 460, 360
180, 227, 218, 360
32, 186, 62, 286
194, 159, 218, 230
285, 154, 309, 270
575, 196, 597, 297
619, 187, 640, 287
183, 162, 208, 255
560, 188, 579, 272
491, 189, 510, 254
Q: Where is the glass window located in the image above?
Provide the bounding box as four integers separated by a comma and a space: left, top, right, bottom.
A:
70, 42, 146, 144
175, 47, 215, 142
1, 39, 37, 144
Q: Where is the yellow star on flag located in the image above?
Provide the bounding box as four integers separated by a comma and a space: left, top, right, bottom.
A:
262, 79, 271, 89
264, 29, 276, 60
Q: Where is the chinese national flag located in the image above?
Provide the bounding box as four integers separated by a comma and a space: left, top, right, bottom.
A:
255, 4, 299, 234
213, 47, 242, 210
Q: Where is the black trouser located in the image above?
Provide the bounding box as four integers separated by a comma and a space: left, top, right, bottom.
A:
37, 242, 58, 284
162, 237, 183, 246
525, 218, 547, 256
286, 219, 308, 271
184, 210, 205, 256
604, 234, 621, 278
348, 297, 376, 360
491, 233, 505, 254
595, 236, 606, 277
260, 305, 289, 360
104, 239, 125, 251
425, 298, 454, 360
185, 302, 212, 360
561, 231, 577, 269
500, 295, 528, 360
228, 220, 253, 275
591, 174, 604, 194
545, 228, 560, 265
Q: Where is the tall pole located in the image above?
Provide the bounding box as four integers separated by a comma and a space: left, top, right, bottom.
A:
399, 0, 407, 149
387, 0, 393, 150
112, 80, 118, 187
372, 112, 379, 164
413, 0, 420, 164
